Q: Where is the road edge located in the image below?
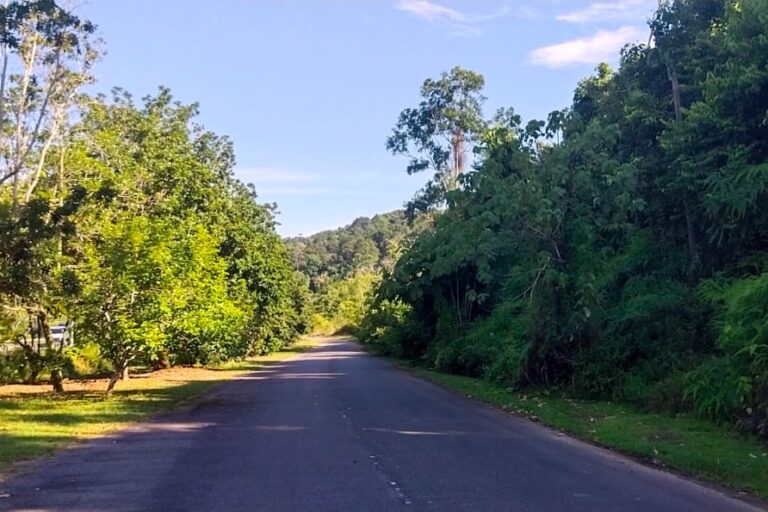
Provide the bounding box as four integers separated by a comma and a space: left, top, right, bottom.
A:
356, 340, 768, 511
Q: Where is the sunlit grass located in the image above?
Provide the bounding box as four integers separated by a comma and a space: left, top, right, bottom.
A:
0, 337, 320, 473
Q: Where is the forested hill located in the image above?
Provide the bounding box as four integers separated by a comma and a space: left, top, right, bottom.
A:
285, 211, 427, 335
285, 211, 424, 288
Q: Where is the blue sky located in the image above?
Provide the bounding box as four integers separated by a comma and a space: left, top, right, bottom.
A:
78, 0, 656, 237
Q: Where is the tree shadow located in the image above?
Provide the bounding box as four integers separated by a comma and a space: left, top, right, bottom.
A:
0, 340, 361, 511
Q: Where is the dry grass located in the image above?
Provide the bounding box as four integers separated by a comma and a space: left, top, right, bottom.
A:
0, 367, 230, 398
0, 337, 321, 475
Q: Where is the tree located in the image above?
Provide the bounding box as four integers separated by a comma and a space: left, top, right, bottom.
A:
650, 0, 726, 272
76, 215, 175, 394
74, 216, 249, 395
386, 67, 486, 216
286, 210, 427, 334
0, 187, 87, 390
363, 0, 768, 440
0, 0, 98, 202
58, 89, 308, 392
0, 1, 97, 391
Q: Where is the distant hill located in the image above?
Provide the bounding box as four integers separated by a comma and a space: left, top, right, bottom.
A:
285, 211, 424, 289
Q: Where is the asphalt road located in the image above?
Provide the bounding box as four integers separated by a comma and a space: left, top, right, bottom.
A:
0, 338, 762, 512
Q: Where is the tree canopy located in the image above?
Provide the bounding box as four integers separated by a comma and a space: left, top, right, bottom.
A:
0, 2, 309, 393
361, 0, 768, 440
387, 67, 487, 216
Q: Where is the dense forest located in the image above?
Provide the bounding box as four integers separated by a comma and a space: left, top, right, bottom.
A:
286, 211, 426, 334
0, 1, 309, 393
286, 210, 416, 287
359, 0, 768, 439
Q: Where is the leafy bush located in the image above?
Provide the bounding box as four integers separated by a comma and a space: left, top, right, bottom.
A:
429, 301, 528, 383
309, 273, 378, 335
310, 314, 337, 335
0, 350, 30, 384
64, 343, 113, 377
689, 274, 768, 436
357, 298, 430, 359
645, 372, 692, 413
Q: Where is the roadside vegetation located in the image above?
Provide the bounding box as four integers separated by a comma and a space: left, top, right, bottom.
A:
353, 0, 768, 492
3, 0, 768, 499
0, 1, 311, 396
398, 363, 768, 499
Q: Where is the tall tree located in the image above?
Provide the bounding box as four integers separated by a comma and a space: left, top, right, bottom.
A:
386, 66, 486, 216
62, 90, 308, 392
650, 0, 725, 272
363, 0, 768, 439
0, 0, 98, 202
0, 0, 97, 391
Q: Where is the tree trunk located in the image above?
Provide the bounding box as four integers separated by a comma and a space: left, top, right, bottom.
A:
450, 130, 465, 188
105, 373, 119, 397
0, 48, 8, 148
26, 366, 39, 384
668, 67, 683, 124
106, 360, 129, 397
684, 200, 699, 273
12, 38, 38, 208
667, 65, 699, 271
36, 311, 64, 393
51, 368, 64, 393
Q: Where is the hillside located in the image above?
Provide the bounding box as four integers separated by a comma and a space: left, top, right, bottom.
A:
285, 210, 424, 289
285, 210, 427, 334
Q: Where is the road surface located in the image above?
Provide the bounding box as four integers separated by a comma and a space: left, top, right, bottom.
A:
0, 338, 762, 511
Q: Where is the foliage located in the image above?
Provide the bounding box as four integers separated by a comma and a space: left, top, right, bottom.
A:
59, 90, 308, 392
0, 349, 32, 384
362, 0, 768, 438
0, 2, 308, 393
690, 274, 768, 436
287, 210, 426, 335
386, 66, 487, 216
0, 0, 98, 392
286, 210, 424, 288
311, 273, 378, 334
63, 342, 111, 377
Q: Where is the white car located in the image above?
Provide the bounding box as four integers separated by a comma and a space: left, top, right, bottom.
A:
50, 322, 73, 346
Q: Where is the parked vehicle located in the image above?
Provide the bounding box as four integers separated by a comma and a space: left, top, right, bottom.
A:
50, 322, 74, 347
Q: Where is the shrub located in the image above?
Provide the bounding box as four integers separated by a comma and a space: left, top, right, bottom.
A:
0, 350, 29, 384
689, 274, 768, 437
64, 343, 113, 377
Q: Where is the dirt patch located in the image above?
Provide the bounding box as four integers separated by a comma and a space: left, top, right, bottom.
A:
0, 367, 230, 398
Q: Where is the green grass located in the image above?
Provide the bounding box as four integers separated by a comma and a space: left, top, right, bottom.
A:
397, 363, 768, 499
0, 337, 319, 474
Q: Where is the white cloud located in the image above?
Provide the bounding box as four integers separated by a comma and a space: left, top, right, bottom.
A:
529, 26, 644, 68
557, 0, 656, 24
394, 0, 469, 23
393, 0, 510, 37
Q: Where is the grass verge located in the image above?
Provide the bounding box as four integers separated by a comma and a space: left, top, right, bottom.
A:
0, 337, 319, 475
394, 361, 768, 500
